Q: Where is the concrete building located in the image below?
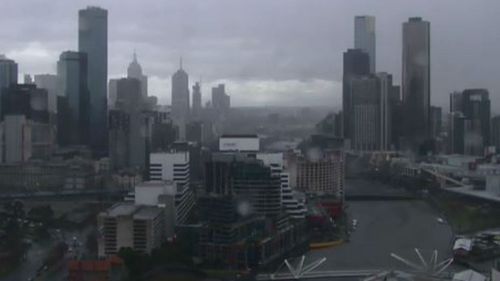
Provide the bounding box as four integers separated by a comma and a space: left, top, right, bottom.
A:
402, 17, 431, 149
293, 150, 345, 198
97, 203, 165, 257
134, 180, 195, 229
127, 52, 147, 98
57, 51, 90, 146
354, 15, 376, 73
34, 74, 58, 113
149, 151, 189, 187
79, 6, 108, 156
171, 60, 189, 140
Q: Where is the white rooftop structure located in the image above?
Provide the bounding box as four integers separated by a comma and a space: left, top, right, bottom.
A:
453, 238, 472, 252
452, 270, 486, 281
219, 134, 259, 152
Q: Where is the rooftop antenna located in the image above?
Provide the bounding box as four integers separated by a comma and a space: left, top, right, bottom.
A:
179, 56, 183, 70
133, 49, 137, 62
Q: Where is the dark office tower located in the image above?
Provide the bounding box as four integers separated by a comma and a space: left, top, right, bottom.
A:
491, 116, 500, 153
192, 82, 202, 121
127, 52, 148, 98
0, 55, 18, 120
402, 17, 430, 150
430, 106, 442, 138
462, 89, 491, 149
171, 59, 190, 140
355, 16, 376, 73
79, 6, 108, 156
342, 49, 370, 142
57, 51, 90, 146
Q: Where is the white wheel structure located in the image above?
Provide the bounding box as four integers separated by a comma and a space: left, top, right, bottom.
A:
390, 248, 453, 276
271, 255, 327, 280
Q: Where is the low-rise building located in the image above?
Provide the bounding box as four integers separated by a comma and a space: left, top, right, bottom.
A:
97, 203, 165, 257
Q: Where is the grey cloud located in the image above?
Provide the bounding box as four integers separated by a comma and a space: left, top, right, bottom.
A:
1, 0, 500, 109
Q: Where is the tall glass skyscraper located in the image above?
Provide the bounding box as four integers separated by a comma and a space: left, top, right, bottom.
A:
79, 6, 108, 156
354, 15, 376, 73
402, 17, 430, 148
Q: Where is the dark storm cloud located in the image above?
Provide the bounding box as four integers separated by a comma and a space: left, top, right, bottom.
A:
1, 0, 499, 109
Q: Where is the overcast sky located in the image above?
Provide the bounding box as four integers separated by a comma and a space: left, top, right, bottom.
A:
1, 0, 499, 111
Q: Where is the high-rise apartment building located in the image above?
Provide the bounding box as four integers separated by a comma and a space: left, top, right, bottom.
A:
354, 16, 376, 73
402, 17, 431, 149
376, 72, 392, 150
79, 6, 108, 156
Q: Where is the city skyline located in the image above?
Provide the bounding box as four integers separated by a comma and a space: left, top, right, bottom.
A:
1, 1, 500, 110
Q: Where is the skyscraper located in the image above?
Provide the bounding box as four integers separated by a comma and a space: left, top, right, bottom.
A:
342, 49, 370, 142
0, 55, 18, 120
462, 89, 490, 153
108, 78, 118, 108
171, 59, 190, 140
57, 51, 90, 146
349, 76, 380, 151
354, 16, 376, 73
79, 6, 108, 156
127, 52, 148, 98
192, 82, 202, 121
402, 17, 431, 149
109, 78, 150, 171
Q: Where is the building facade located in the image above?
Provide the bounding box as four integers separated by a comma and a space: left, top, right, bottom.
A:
57, 51, 90, 146
354, 15, 376, 73
402, 17, 431, 150
79, 6, 108, 156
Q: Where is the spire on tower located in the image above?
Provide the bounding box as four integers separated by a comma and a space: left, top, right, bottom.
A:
133, 49, 137, 63
179, 56, 183, 70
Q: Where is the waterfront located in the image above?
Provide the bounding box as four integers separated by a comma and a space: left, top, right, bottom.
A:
306, 179, 454, 271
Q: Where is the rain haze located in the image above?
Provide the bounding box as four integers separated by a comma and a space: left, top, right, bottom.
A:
1, 0, 500, 109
